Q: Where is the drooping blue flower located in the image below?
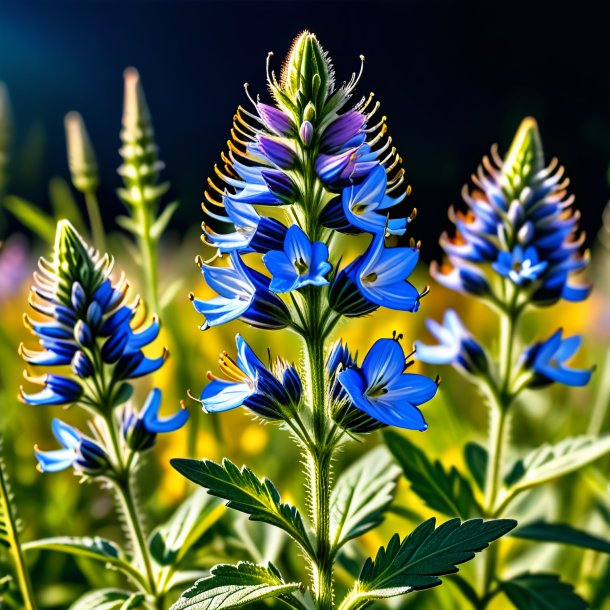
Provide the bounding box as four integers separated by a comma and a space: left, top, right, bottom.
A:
20, 220, 166, 408
191, 252, 290, 330
198, 334, 302, 420
523, 329, 593, 387
35, 418, 109, 475
415, 310, 489, 375
121, 388, 189, 452
338, 337, 438, 430
492, 246, 548, 286
262, 225, 331, 293
432, 118, 590, 306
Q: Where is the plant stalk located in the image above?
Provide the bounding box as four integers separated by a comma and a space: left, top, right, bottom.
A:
84, 191, 106, 252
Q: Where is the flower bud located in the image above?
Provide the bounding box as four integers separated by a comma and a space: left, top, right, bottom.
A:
64, 112, 99, 194
300, 120, 313, 145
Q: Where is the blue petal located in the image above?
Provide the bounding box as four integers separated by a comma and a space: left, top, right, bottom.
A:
141, 388, 189, 433
35, 447, 75, 472
263, 250, 299, 293
361, 339, 405, 388
200, 378, 253, 412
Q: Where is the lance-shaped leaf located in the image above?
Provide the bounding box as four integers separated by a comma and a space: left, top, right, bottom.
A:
338, 518, 516, 610
384, 431, 480, 519
500, 573, 587, 609
330, 445, 401, 551
512, 521, 610, 554
149, 491, 225, 566
171, 458, 314, 557
170, 562, 302, 610
23, 536, 145, 588
501, 436, 610, 505
69, 589, 145, 610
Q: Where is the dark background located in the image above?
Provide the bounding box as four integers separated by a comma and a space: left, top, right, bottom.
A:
1, 0, 609, 260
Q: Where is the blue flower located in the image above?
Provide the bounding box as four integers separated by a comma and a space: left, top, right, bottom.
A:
121, 388, 189, 452
337, 338, 438, 430
20, 221, 166, 409
35, 419, 109, 475
523, 329, 593, 387
198, 335, 302, 420
191, 252, 290, 330
415, 310, 489, 375
262, 225, 332, 293
492, 246, 548, 285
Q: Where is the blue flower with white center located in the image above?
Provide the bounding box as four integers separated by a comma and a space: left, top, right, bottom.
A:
198, 334, 301, 420
191, 252, 290, 330
262, 225, 332, 293
35, 419, 109, 476
338, 337, 439, 430
121, 388, 189, 452
415, 310, 489, 375
19, 220, 166, 409
492, 246, 548, 286
523, 329, 593, 387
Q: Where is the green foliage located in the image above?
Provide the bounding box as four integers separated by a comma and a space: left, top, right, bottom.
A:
338, 518, 516, 610
2, 194, 55, 243
384, 431, 481, 519
68, 589, 145, 610
170, 562, 302, 610
464, 442, 487, 492
500, 573, 587, 609
512, 521, 610, 554
330, 446, 400, 551
171, 458, 314, 557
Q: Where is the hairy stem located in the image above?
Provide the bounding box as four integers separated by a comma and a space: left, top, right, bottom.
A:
84, 191, 106, 252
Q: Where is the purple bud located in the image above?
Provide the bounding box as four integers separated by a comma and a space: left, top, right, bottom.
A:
257, 104, 292, 135
300, 121, 314, 145
261, 169, 294, 199
258, 136, 296, 169
321, 111, 366, 152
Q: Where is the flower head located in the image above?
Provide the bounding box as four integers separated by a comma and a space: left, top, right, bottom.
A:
35, 419, 109, 476
337, 337, 438, 431
20, 221, 166, 408
492, 246, 548, 286
522, 329, 593, 388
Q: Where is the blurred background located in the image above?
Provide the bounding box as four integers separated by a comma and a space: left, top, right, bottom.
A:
0, 1, 609, 608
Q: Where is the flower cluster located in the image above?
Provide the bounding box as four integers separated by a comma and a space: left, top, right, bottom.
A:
191, 32, 438, 431
20, 221, 187, 476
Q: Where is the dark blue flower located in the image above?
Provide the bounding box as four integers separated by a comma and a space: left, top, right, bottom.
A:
35, 418, 109, 476
191, 252, 290, 330
198, 335, 302, 420
20, 221, 166, 408
338, 338, 438, 430
121, 388, 189, 452
492, 246, 548, 285
523, 329, 593, 387
415, 310, 489, 375
263, 225, 331, 293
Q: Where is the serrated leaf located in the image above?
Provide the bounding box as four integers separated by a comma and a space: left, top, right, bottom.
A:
464, 443, 487, 492
338, 518, 516, 610
68, 589, 145, 610
2, 194, 55, 242
151, 200, 179, 240
171, 458, 314, 557
330, 446, 400, 550
149, 491, 224, 566
512, 521, 610, 554
501, 573, 587, 609
23, 536, 145, 587
505, 436, 610, 497
384, 430, 480, 519
170, 562, 301, 610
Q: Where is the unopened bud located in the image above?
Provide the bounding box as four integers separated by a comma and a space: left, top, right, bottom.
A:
65, 112, 99, 194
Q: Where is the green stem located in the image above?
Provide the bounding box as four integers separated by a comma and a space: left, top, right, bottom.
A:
0, 462, 36, 610
587, 349, 610, 436
84, 191, 106, 252
135, 204, 159, 314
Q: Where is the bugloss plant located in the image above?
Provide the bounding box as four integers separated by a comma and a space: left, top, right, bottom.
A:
170, 32, 515, 610
385, 117, 608, 608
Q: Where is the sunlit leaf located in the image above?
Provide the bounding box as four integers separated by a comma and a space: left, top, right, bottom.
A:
2, 194, 55, 242
512, 521, 610, 554
68, 589, 145, 610
501, 573, 587, 609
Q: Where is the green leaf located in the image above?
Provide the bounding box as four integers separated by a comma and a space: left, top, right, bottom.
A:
151, 200, 179, 240
330, 445, 401, 550
501, 573, 587, 609
171, 458, 314, 557
23, 536, 145, 587
149, 491, 224, 566
512, 521, 610, 554
338, 517, 516, 610
504, 436, 610, 496
464, 442, 487, 492
2, 194, 55, 242
116, 214, 143, 236
170, 562, 302, 610
384, 430, 480, 519
69, 589, 145, 610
